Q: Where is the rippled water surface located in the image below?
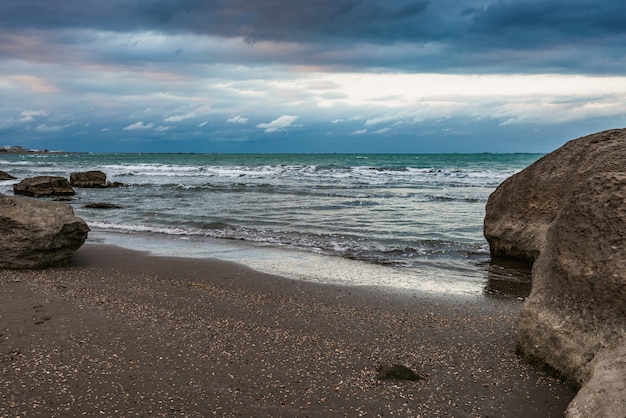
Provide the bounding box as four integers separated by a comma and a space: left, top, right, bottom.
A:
1, 153, 540, 296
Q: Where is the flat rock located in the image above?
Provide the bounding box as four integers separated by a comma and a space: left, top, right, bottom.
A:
516, 172, 626, 418
13, 176, 75, 197
484, 128, 626, 262
0, 193, 90, 269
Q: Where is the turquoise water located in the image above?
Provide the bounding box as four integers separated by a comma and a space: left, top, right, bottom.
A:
1, 153, 541, 296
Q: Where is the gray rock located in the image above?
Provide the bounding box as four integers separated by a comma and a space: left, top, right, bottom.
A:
70, 171, 124, 188
0, 170, 16, 180
0, 193, 90, 269
13, 176, 75, 197
70, 170, 107, 188
484, 128, 626, 262
516, 173, 626, 418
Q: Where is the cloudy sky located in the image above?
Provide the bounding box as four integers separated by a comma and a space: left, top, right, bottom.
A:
1, 0, 625, 153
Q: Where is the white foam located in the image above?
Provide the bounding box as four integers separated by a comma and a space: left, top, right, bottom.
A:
88, 231, 485, 297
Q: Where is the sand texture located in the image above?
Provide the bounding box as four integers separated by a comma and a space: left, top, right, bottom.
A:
1, 245, 574, 417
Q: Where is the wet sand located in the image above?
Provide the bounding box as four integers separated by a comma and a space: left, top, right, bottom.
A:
1, 244, 574, 417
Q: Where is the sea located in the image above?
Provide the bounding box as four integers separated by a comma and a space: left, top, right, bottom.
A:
0, 153, 542, 298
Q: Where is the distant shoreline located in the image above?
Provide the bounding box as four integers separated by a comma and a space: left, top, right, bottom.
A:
0, 147, 545, 156
0, 146, 78, 155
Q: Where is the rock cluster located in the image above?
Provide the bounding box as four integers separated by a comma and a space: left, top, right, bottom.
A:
11, 171, 123, 198
2, 171, 122, 268
0, 193, 89, 269
484, 128, 626, 263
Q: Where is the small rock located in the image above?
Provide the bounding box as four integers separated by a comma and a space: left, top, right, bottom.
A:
0, 170, 16, 180
84, 202, 123, 209
376, 363, 424, 381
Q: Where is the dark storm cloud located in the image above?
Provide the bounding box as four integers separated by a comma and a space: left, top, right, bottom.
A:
1, 0, 625, 73
466, 0, 626, 51
0, 0, 142, 31
474, 1, 626, 35
0, 0, 432, 42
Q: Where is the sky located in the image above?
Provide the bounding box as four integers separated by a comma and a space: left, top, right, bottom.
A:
1, 0, 625, 153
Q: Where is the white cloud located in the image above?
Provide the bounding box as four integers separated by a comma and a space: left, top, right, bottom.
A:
373, 127, 391, 134
20, 110, 47, 122
227, 115, 248, 124
256, 115, 299, 133
163, 115, 187, 122
34, 124, 63, 132
332, 115, 364, 124
351, 129, 368, 135
123, 121, 155, 130
163, 105, 211, 122
365, 114, 405, 127
494, 96, 626, 126
155, 126, 170, 132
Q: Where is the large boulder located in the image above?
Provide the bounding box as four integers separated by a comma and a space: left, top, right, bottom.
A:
0, 193, 90, 268
516, 173, 626, 418
13, 176, 75, 197
70, 170, 107, 188
484, 128, 626, 262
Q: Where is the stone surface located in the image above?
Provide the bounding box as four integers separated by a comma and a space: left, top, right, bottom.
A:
69, 171, 124, 188
516, 172, 626, 418
70, 171, 108, 188
0, 170, 16, 180
0, 193, 90, 268
484, 128, 626, 262
13, 176, 75, 197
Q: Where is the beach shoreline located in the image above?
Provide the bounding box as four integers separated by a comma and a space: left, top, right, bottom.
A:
1, 244, 574, 416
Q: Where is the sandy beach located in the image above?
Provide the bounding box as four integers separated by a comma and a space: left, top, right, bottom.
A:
1, 244, 574, 417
